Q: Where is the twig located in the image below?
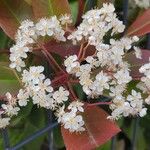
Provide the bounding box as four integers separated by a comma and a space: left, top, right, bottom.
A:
86, 101, 112, 107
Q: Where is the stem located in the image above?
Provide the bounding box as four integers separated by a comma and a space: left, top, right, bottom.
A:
41, 50, 57, 72
132, 76, 141, 80
51, 73, 68, 87
67, 82, 78, 100
78, 44, 84, 59
69, 79, 79, 84
86, 101, 112, 107
0, 96, 5, 100
0, 50, 10, 54
40, 45, 65, 73
80, 42, 90, 61
12, 69, 22, 86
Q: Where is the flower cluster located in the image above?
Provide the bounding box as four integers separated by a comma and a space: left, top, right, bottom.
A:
2, 12, 86, 132
65, 3, 148, 120
9, 15, 70, 72
1, 66, 85, 131
1, 3, 150, 131
138, 59, 150, 105
0, 93, 20, 128
68, 3, 125, 45
56, 101, 85, 132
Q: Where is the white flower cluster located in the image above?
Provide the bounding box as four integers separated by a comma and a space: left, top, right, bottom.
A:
138, 59, 150, 105
56, 101, 85, 132
19, 68, 85, 132
133, 0, 150, 9
6, 12, 86, 132
3, 3, 150, 130
64, 3, 147, 120
17, 66, 71, 110
108, 90, 147, 120
9, 15, 72, 72
0, 93, 20, 128
1, 66, 85, 131
68, 3, 125, 45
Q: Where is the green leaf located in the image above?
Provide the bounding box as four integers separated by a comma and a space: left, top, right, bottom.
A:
9, 121, 45, 150
69, 0, 78, 23
53, 126, 64, 149
29, 106, 46, 128
73, 83, 86, 100
0, 30, 9, 48
22, 121, 45, 150
96, 141, 111, 150
11, 101, 33, 126
0, 62, 21, 96
32, 0, 71, 19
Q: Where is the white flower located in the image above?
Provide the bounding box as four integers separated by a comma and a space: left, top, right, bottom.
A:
59, 14, 72, 25
93, 71, 110, 94
68, 3, 125, 45
3, 93, 20, 117
139, 108, 147, 117
32, 91, 53, 108
53, 87, 69, 104
17, 89, 30, 106
35, 17, 66, 41
2, 104, 20, 116
55, 105, 66, 123
145, 96, 150, 105
132, 36, 139, 42
134, 0, 150, 9
36, 79, 53, 93
16, 19, 36, 45
22, 66, 45, 84
109, 85, 125, 98
62, 111, 85, 132
36, 18, 54, 36
5, 92, 17, 106
0, 117, 10, 128
76, 64, 92, 77
114, 69, 132, 84
127, 90, 142, 102
134, 46, 142, 59
64, 55, 80, 74
9, 57, 26, 72
139, 59, 150, 79
86, 56, 100, 67
68, 101, 84, 112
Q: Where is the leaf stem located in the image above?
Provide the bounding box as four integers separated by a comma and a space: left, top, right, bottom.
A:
86, 101, 112, 107
78, 44, 84, 59
67, 82, 78, 101
41, 50, 57, 73
80, 42, 90, 61
40, 45, 65, 73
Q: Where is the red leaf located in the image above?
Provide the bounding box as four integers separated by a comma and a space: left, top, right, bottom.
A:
44, 40, 95, 58
61, 106, 120, 150
32, 0, 71, 19
126, 9, 150, 36
126, 49, 150, 80
0, 0, 33, 39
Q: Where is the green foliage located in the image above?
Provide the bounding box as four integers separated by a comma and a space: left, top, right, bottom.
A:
53, 126, 65, 149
